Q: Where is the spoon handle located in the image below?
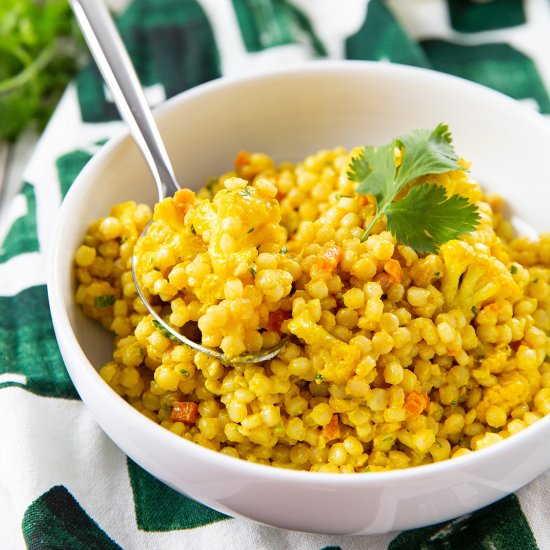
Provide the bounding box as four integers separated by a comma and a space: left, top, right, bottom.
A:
70, 0, 179, 200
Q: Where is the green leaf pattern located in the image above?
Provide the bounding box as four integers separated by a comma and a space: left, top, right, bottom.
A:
22, 486, 122, 549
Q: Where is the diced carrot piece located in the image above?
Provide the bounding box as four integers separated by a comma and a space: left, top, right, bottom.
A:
357, 195, 370, 206
486, 194, 504, 213
404, 392, 429, 417
384, 259, 403, 285
373, 272, 392, 293
266, 310, 291, 332
317, 242, 342, 271
170, 401, 199, 424
235, 150, 251, 169
509, 340, 521, 352
321, 414, 340, 443
173, 189, 195, 217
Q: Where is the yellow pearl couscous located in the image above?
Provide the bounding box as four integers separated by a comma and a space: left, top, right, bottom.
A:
74, 146, 550, 472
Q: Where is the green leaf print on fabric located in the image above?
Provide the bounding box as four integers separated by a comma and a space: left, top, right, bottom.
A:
389, 494, 539, 550
345, 0, 430, 68
0, 285, 79, 399
127, 458, 229, 531
0, 183, 38, 264
231, 0, 327, 56
77, 0, 220, 123
287, 3, 327, 57
420, 40, 550, 113
447, 0, 526, 33
22, 485, 122, 549
56, 149, 94, 199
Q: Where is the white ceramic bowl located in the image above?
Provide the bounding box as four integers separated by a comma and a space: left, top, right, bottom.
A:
48, 61, 550, 535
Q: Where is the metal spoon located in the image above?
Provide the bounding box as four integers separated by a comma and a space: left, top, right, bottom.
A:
70, 0, 286, 363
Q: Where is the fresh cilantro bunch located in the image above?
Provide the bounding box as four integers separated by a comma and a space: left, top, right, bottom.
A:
0, 0, 83, 141
348, 124, 480, 253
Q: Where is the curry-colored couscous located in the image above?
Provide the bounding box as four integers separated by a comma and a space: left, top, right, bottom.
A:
74, 142, 550, 473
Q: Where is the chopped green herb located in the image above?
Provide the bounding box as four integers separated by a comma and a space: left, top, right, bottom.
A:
471, 306, 478, 316
152, 320, 181, 343
364, 466, 371, 472
532, 278, 539, 284
179, 368, 190, 377
205, 177, 218, 192
238, 186, 252, 197
314, 373, 324, 382
510, 264, 518, 274
190, 224, 196, 234
247, 227, 254, 233
458, 438, 466, 447
434, 272, 441, 277
280, 246, 288, 254
152, 266, 160, 272
335, 194, 352, 199
348, 124, 480, 252
249, 266, 257, 277
382, 435, 393, 441
435, 440, 442, 448
94, 294, 115, 308
273, 423, 285, 436
450, 400, 458, 406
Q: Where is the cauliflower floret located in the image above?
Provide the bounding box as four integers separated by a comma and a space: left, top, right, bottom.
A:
440, 240, 519, 318
202, 178, 285, 279
287, 309, 361, 384
417, 160, 483, 204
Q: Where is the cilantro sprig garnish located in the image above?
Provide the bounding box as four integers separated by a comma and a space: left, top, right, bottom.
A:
0, 0, 83, 141
348, 124, 480, 253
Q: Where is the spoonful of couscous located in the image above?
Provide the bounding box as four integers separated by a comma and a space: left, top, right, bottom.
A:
70, 0, 288, 363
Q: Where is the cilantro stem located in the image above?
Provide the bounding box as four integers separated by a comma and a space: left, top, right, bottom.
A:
360, 216, 379, 242
0, 44, 55, 94
360, 199, 390, 242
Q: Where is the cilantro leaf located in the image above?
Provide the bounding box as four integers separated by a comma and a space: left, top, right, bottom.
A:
349, 143, 396, 203
395, 124, 462, 189
347, 149, 372, 182
385, 183, 481, 253
350, 124, 479, 250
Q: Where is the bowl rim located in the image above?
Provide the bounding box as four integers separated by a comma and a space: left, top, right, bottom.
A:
48, 59, 550, 487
